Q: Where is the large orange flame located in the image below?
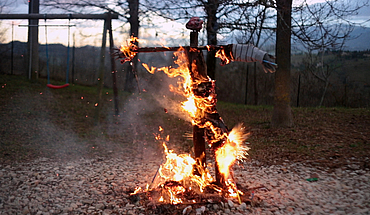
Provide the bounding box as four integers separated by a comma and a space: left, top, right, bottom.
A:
123, 43, 250, 202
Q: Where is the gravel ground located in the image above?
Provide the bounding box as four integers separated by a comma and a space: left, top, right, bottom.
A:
1, 156, 369, 215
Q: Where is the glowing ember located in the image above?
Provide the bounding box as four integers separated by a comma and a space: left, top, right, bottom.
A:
130, 187, 142, 195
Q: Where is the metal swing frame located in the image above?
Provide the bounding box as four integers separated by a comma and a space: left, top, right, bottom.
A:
45, 18, 72, 89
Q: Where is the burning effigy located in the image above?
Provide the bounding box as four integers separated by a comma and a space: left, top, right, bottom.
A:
116, 17, 276, 212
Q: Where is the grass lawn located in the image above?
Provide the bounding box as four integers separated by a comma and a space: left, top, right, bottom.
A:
1, 74, 369, 170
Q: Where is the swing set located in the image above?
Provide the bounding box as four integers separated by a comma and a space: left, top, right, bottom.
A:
44, 19, 74, 89
1, 12, 121, 117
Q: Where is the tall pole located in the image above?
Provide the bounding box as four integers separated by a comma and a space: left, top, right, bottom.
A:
71, 33, 75, 84
94, 18, 108, 125
190, 30, 206, 169
11, 22, 14, 75
253, 62, 258, 105
108, 13, 120, 115
186, 17, 226, 186
28, 0, 39, 80
124, 0, 139, 93
244, 64, 249, 104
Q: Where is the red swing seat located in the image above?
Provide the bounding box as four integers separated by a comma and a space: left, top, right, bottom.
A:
47, 83, 70, 89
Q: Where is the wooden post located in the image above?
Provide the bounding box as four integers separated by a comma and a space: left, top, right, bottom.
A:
11, 22, 14, 75
28, 0, 39, 80
187, 24, 226, 187
108, 13, 120, 115
253, 62, 258, 105
189, 31, 207, 169
71, 33, 75, 84
244, 64, 249, 104
94, 18, 108, 125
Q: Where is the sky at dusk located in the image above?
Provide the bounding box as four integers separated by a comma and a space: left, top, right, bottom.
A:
1, 0, 369, 47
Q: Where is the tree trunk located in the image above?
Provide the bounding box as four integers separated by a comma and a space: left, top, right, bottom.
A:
124, 0, 140, 93
319, 80, 329, 107
205, 0, 218, 80
271, 0, 294, 127
28, 0, 39, 80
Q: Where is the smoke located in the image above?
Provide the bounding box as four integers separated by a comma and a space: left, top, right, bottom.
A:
0, 88, 89, 162
103, 51, 195, 160
137, 52, 193, 123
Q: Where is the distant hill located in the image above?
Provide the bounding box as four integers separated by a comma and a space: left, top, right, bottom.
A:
2, 26, 370, 53
291, 25, 370, 52
343, 26, 370, 51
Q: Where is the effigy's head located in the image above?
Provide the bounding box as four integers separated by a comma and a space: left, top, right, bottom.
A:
186, 17, 203, 31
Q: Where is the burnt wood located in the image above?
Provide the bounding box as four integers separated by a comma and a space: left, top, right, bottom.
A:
188, 31, 207, 170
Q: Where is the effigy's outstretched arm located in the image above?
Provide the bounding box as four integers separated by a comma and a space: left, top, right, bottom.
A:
218, 44, 276, 73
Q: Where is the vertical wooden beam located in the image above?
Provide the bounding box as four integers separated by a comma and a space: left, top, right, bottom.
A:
189, 31, 207, 169
124, 0, 140, 93
253, 62, 258, 105
71, 33, 75, 84
94, 18, 108, 125
244, 64, 249, 104
108, 13, 120, 116
11, 22, 14, 75
28, 0, 39, 79
188, 28, 225, 187
205, 0, 218, 80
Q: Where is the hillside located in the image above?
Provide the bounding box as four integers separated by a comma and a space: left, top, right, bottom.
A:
343, 26, 370, 51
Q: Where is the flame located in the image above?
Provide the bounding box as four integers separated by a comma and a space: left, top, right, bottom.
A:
142, 63, 156, 74
215, 124, 250, 179
158, 142, 213, 192
215, 48, 231, 65
121, 41, 250, 203
130, 187, 142, 195
149, 126, 248, 203
181, 96, 197, 118
119, 36, 139, 63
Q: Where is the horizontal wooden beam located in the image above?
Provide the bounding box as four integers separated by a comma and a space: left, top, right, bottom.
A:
0, 13, 119, 20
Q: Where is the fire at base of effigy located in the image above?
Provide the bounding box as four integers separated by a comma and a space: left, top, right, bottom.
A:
117, 41, 256, 209
116, 17, 275, 210
126, 128, 256, 211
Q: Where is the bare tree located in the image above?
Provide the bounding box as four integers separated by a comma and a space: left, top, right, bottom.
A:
292, 0, 369, 51
301, 50, 343, 106
271, 0, 294, 127
43, 0, 368, 128
271, 0, 368, 126
140, 0, 261, 79
142, 0, 367, 127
